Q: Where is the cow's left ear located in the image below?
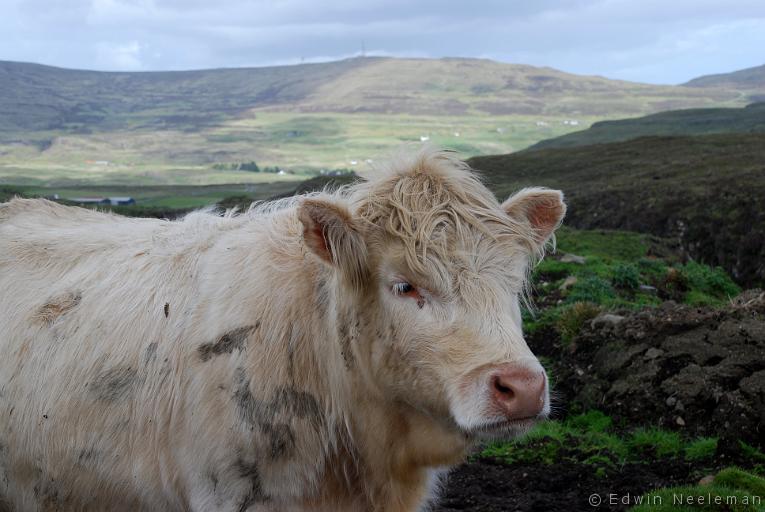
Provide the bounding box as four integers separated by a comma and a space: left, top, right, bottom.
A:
298, 198, 368, 289
502, 187, 566, 248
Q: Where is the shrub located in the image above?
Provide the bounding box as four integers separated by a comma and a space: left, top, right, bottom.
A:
681, 261, 741, 299
555, 302, 601, 341
612, 262, 641, 290
566, 276, 616, 304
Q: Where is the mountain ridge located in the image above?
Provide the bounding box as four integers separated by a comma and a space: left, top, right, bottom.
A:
0, 56, 748, 137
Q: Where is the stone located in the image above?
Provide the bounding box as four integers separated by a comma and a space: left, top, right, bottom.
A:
644, 347, 664, 360
698, 475, 715, 486
559, 275, 578, 291
591, 313, 625, 328
560, 253, 586, 264
676, 416, 686, 426
639, 284, 658, 295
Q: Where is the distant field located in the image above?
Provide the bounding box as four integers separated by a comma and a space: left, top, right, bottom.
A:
0, 112, 597, 185
14, 182, 300, 210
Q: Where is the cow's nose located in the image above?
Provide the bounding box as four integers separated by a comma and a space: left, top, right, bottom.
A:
490, 363, 546, 420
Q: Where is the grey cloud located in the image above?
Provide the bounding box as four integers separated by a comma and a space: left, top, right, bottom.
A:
0, 0, 762, 83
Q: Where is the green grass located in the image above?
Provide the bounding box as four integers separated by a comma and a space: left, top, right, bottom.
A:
479, 410, 720, 471
524, 226, 740, 340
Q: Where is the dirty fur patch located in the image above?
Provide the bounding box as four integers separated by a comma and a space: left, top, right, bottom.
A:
90, 366, 138, 402
198, 323, 260, 362
235, 459, 269, 510
233, 369, 323, 460
33, 291, 82, 326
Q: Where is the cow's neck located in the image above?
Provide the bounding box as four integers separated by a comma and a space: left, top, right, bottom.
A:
322, 296, 468, 510
284, 256, 467, 509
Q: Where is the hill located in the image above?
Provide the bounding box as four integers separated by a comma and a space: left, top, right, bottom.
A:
526, 102, 765, 150
468, 133, 765, 287
0, 57, 745, 137
0, 57, 753, 181
685, 63, 765, 100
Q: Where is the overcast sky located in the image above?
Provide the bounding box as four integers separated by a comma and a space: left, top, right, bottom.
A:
2, 0, 764, 84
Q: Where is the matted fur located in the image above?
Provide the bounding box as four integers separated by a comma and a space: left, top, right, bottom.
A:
0, 147, 564, 512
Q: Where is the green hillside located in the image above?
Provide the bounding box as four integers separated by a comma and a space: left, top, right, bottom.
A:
0, 57, 752, 182
468, 133, 765, 287
685, 63, 765, 99
0, 57, 745, 136
526, 102, 765, 150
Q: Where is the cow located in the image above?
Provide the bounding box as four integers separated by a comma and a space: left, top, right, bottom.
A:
0, 147, 565, 511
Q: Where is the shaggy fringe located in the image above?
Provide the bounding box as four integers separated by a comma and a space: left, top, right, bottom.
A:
206, 145, 551, 309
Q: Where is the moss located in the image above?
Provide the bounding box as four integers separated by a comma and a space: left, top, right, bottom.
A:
633, 468, 765, 512
715, 468, 765, 497
685, 437, 719, 461
478, 410, 719, 471
566, 410, 613, 433
628, 428, 683, 458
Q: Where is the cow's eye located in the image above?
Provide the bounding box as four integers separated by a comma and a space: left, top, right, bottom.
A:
392, 282, 416, 296
391, 282, 426, 308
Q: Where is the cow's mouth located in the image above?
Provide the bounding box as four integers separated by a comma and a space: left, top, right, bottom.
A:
463, 416, 541, 440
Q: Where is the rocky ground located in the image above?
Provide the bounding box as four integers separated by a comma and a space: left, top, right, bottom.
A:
550, 290, 765, 447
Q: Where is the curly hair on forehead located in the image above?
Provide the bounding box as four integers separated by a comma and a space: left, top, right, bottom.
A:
349, 146, 539, 275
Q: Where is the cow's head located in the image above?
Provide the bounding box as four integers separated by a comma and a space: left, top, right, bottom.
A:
297, 149, 565, 443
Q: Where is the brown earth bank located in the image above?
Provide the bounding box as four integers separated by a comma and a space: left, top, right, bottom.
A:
541, 290, 765, 448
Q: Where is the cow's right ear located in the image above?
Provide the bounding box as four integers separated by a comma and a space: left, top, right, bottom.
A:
298, 198, 368, 290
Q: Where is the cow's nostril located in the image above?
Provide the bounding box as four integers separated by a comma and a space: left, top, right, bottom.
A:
493, 376, 514, 398
489, 363, 547, 421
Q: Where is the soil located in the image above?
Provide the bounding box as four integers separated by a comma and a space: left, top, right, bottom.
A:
545, 290, 765, 447
437, 458, 694, 512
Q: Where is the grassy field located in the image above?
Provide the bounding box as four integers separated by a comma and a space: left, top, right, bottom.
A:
0, 56, 755, 185
0, 112, 597, 184
9, 181, 300, 209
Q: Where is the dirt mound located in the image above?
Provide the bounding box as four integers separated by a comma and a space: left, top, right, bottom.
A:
543, 290, 765, 447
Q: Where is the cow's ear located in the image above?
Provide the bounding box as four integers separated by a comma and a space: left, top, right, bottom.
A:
298, 198, 368, 289
502, 187, 566, 247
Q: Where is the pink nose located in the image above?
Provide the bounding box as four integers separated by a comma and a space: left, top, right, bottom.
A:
490, 363, 547, 420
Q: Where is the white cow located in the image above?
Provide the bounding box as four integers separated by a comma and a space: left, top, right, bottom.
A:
0, 148, 565, 511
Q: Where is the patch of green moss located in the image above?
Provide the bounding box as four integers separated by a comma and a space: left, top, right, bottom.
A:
479, 411, 725, 475
633, 468, 765, 512
628, 428, 683, 458
685, 437, 719, 461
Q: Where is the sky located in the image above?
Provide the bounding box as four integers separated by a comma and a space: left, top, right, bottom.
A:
1, 0, 764, 84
